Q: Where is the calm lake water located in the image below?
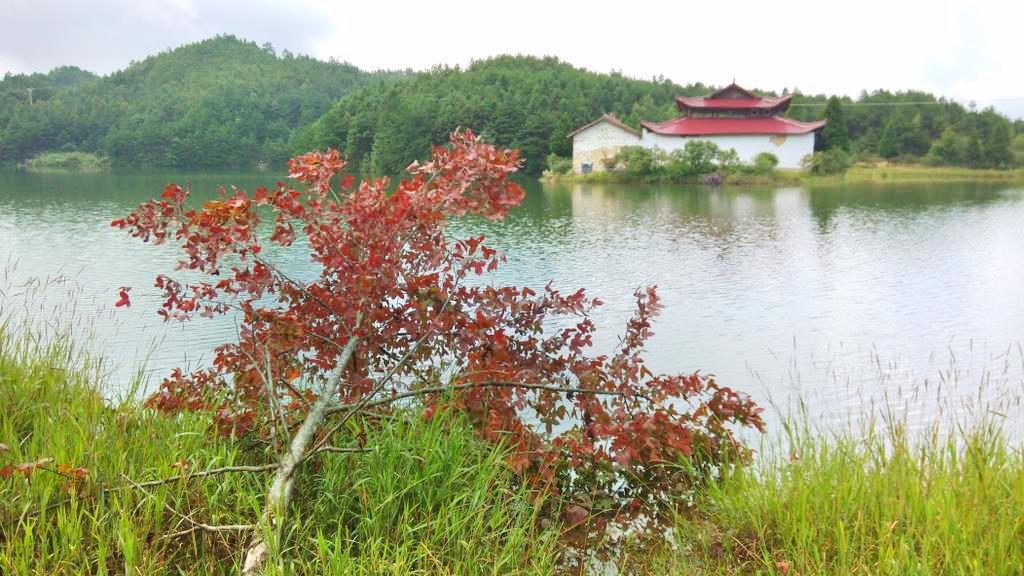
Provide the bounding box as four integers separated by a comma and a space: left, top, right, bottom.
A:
2, 170, 1023, 435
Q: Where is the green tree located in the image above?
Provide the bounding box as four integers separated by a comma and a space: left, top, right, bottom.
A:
927, 127, 963, 166
1010, 133, 1024, 167
983, 121, 1012, 168
877, 118, 902, 158
963, 134, 983, 168
820, 96, 849, 151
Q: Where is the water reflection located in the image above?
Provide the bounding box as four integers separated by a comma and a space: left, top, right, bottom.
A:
2, 171, 1022, 437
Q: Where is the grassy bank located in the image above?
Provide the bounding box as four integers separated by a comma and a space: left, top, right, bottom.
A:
544, 165, 1024, 187
0, 329, 555, 575
2, 328, 1022, 574
662, 416, 1024, 574
844, 164, 1024, 183
20, 152, 110, 172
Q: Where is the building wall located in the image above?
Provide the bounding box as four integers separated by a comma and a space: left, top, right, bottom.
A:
640, 130, 815, 169
571, 122, 641, 174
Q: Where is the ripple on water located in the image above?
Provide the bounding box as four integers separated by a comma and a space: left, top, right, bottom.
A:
2, 173, 1023, 437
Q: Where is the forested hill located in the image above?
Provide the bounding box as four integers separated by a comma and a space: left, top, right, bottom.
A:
4, 42, 1021, 172
789, 91, 1021, 166
298, 56, 1023, 175
292, 56, 713, 175
0, 36, 394, 169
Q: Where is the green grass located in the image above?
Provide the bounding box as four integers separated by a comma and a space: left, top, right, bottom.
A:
0, 327, 555, 575
543, 164, 1024, 187
21, 152, 111, 172
842, 164, 1024, 183
661, 414, 1024, 575
3, 324, 1023, 574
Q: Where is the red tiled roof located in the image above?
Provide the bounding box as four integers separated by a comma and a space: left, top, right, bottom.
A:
641, 116, 826, 136
567, 114, 640, 138
676, 94, 794, 111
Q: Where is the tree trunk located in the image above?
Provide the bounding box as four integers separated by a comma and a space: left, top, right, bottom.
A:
240, 337, 359, 575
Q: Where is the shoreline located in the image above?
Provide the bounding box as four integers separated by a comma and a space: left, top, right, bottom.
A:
543, 165, 1024, 187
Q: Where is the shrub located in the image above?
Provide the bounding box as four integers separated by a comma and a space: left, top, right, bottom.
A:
750, 152, 779, 174
111, 130, 764, 569
802, 149, 852, 175
544, 153, 571, 175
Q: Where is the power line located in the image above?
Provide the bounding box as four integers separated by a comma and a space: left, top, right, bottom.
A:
791, 97, 1024, 108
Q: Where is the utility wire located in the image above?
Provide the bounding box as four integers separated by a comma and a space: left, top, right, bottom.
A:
790, 97, 1024, 108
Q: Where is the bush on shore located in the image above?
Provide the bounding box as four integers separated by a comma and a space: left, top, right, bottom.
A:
597, 143, 781, 183
21, 151, 110, 172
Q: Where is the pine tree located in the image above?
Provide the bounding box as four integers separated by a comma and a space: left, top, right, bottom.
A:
983, 121, 1012, 168
963, 134, 983, 168
877, 118, 901, 158
820, 96, 849, 151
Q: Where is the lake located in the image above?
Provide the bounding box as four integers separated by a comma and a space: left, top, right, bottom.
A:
2, 170, 1023, 436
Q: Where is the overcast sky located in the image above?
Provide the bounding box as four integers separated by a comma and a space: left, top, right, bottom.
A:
2, 0, 1022, 117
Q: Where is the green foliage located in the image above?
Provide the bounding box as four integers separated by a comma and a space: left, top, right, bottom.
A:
926, 126, 964, 166
789, 90, 1017, 169
0, 328, 555, 574
963, 134, 984, 168
602, 141, 754, 182
4, 42, 1020, 172
0, 36, 387, 169
669, 414, 1024, 574
543, 153, 571, 175
299, 56, 711, 175
21, 151, 109, 171
1012, 133, 1024, 167
820, 96, 849, 151
984, 120, 1012, 168
607, 145, 661, 177
750, 151, 780, 174
665, 141, 721, 178
801, 149, 852, 175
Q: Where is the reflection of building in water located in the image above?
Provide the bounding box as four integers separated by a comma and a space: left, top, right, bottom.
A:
570, 83, 826, 173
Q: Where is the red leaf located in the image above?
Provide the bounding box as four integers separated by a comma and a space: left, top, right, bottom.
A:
115, 287, 131, 308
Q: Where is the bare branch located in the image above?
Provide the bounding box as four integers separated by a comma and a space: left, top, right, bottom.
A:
125, 463, 280, 490
121, 473, 255, 541
165, 523, 255, 540
336, 380, 643, 412
312, 445, 370, 455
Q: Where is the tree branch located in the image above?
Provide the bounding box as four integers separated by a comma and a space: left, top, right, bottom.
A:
240, 330, 362, 575
123, 463, 280, 490
324, 380, 644, 413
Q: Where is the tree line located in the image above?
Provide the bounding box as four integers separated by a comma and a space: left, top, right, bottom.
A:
2, 39, 1022, 172
0, 36, 392, 169
806, 93, 1021, 168
299, 58, 1023, 175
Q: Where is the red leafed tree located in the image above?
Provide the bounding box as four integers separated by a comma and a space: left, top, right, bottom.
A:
113, 130, 763, 570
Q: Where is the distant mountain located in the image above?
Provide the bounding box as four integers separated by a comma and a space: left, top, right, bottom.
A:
3, 40, 1020, 172
293, 55, 713, 175
0, 36, 397, 169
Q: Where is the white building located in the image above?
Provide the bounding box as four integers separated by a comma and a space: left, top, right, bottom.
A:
571, 83, 826, 172
566, 114, 641, 174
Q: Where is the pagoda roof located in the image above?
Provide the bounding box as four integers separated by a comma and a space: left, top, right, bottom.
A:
676, 94, 794, 110
676, 83, 793, 112
641, 116, 826, 137
567, 113, 640, 138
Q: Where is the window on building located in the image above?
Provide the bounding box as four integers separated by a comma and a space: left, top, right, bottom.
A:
582, 163, 593, 174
